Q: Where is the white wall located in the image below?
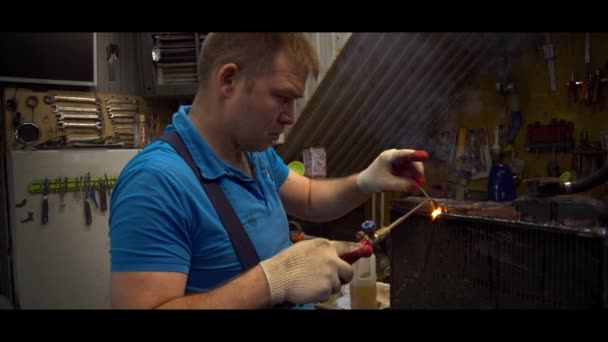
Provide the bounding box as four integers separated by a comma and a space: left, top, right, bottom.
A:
7, 149, 139, 309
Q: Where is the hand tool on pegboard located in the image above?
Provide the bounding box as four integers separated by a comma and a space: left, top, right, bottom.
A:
41, 177, 49, 225
99, 179, 108, 212
87, 172, 99, 209
567, 72, 577, 103
107, 43, 120, 82
591, 68, 601, 104
83, 174, 92, 226
540, 32, 557, 92
43, 95, 100, 105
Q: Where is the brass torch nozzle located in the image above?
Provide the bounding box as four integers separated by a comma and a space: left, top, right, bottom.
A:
362, 198, 434, 246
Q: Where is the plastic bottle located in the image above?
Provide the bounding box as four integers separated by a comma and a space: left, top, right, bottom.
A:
487, 125, 515, 202
487, 162, 516, 201
350, 253, 377, 309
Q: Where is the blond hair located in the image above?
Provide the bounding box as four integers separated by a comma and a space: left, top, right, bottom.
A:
198, 33, 319, 90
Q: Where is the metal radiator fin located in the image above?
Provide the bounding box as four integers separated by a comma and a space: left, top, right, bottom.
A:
388, 214, 606, 309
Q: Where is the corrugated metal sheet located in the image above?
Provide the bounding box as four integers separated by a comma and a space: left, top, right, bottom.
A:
283, 32, 351, 143
277, 32, 531, 177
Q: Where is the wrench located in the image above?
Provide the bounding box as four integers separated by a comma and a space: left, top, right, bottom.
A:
106, 99, 137, 105
65, 135, 103, 143
115, 129, 135, 136
113, 124, 135, 130
109, 112, 135, 119
107, 106, 138, 112
53, 105, 100, 113
111, 118, 136, 124
58, 121, 103, 130
45, 95, 99, 104
116, 136, 135, 143
56, 112, 101, 121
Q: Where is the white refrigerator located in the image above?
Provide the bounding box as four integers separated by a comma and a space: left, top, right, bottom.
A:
6, 149, 139, 309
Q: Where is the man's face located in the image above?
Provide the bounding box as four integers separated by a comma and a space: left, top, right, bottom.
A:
225, 51, 306, 151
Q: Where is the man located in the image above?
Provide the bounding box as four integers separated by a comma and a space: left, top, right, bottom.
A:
109, 33, 426, 309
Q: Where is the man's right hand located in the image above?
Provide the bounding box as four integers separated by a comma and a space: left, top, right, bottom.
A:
259, 238, 360, 306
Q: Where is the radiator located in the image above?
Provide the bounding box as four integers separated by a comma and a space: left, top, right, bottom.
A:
388, 199, 608, 309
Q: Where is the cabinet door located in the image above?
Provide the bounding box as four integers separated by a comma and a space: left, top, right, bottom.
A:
96, 32, 143, 96
139, 32, 206, 97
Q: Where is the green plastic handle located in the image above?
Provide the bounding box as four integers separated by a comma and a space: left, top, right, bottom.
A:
559, 171, 571, 183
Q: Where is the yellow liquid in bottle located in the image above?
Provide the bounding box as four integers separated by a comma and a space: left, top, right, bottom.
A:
350, 283, 377, 309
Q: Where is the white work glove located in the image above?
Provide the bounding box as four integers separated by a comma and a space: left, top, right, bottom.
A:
259, 238, 361, 306
356, 148, 428, 194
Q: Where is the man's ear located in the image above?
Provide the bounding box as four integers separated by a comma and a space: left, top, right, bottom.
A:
217, 63, 239, 98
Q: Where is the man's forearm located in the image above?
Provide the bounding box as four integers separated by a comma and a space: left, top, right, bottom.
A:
155, 265, 271, 309
306, 174, 370, 222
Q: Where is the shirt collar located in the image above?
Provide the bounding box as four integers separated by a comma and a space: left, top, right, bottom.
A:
168, 105, 228, 180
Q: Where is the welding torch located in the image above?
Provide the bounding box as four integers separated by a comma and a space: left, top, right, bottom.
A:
278, 192, 437, 309
338, 150, 432, 264
339, 197, 437, 265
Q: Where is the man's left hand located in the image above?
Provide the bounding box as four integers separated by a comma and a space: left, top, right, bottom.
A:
356, 149, 428, 194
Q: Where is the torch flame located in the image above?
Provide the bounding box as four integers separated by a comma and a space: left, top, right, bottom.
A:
431, 207, 442, 220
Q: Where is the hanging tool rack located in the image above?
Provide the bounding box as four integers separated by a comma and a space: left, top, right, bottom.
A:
27, 176, 117, 194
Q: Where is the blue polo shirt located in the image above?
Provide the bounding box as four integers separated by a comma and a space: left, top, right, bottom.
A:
109, 105, 311, 308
